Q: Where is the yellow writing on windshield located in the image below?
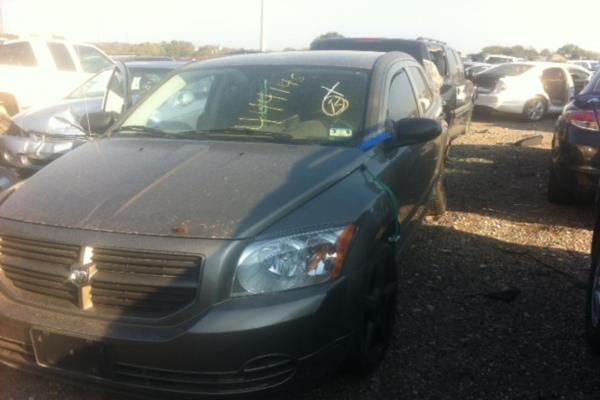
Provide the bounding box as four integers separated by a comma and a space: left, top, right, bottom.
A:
235, 73, 304, 130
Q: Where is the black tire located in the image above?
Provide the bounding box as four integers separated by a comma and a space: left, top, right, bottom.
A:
548, 164, 574, 204
586, 216, 600, 355
430, 166, 447, 217
345, 242, 397, 375
522, 97, 547, 122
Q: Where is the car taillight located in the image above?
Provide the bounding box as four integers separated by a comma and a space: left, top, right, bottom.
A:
565, 110, 600, 131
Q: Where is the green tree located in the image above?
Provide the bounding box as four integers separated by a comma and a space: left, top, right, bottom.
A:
312, 32, 344, 44
480, 45, 540, 60
557, 43, 600, 59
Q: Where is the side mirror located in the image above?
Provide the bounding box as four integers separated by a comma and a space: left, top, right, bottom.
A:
389, 118, 443, 147
80, 111, 115, 134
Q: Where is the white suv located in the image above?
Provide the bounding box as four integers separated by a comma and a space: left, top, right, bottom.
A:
0, 38, 114, 115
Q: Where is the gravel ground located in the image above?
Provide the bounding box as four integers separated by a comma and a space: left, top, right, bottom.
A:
1, 115, 598, 400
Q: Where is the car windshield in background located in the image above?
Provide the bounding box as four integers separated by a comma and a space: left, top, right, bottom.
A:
118, 65, 370, 144
485, 63, 534, 77
67, 67, 173, 99
67, 68, 112, 99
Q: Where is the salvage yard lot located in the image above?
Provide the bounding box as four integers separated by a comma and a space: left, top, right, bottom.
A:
1, 116, 599, 400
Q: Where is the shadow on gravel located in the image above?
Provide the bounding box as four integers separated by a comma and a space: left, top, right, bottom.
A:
292, 223, 600, 400
446, 142, 594, 230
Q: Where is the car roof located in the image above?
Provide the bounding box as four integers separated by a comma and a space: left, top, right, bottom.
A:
182, 50, 400, 70
311, 38, 430, 64
123, 60, 188, 70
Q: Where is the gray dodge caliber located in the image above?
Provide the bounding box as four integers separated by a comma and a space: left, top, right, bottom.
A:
0, 51, 447, 398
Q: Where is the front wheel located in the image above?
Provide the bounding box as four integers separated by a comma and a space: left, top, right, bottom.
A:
345, 243, 397, 374
523, 97, 547, 122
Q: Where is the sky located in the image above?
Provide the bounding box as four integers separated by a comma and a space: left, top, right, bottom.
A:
1, 0, 598, 54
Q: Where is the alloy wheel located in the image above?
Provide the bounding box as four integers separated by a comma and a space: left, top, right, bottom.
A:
527, 99, 545, 121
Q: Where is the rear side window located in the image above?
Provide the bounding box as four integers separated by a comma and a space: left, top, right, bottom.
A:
74, 45, 113, 73
0, 42, 37, 66
451, 49, 464, 77
446, 49, 457, 76
387, 70, 419, 121
407, 67, 434, 112
428, 48, 448, 78
47, 42, 76, 71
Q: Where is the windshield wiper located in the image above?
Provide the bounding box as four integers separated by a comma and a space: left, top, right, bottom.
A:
112, 125, 178, 138
188, 128, 294, 141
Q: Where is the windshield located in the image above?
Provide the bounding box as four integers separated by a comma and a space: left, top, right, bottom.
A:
484, 63, 533, 77
67, 68, 113, 99
67, 67, 173, 99
117, 65, 370, 144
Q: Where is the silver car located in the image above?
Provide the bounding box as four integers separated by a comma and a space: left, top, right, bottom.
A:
0, 60, 184, 175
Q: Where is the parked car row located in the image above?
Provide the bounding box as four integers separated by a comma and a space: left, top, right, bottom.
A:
0, 40, 458, 398
4, 32, 600, 399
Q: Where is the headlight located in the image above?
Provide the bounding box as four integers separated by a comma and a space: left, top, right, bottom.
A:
2, 151, 13, 163
233, 225, 356, 295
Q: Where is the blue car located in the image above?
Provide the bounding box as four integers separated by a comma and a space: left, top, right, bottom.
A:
549, 68, 600, 203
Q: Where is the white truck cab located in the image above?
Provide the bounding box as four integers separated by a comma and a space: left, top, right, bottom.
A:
0, 38, 114, 115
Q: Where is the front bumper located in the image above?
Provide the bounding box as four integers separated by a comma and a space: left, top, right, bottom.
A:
0, 220, 356, 398
0, 280, 352, 398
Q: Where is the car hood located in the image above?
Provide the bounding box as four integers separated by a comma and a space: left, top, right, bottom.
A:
0, 138, 364, 239
12, 97, 103, 136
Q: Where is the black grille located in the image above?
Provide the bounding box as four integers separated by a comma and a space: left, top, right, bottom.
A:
91, 248, 201, 317
0, 236, 79, 306
0, 235, 202, 318
0, 336, 35, 364
114, 356, 296, 394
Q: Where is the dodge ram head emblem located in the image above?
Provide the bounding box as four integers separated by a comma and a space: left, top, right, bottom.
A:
68, 267, 92, 287
67, 246, 96, 310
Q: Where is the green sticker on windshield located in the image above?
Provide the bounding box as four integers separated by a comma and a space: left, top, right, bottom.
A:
329, 127, 353, 138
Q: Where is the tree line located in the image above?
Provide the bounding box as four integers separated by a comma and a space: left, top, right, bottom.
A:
94, 41, 253, 60
480, 44, 600, 60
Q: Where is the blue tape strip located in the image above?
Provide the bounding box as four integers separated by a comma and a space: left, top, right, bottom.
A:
359, 132, 393, 151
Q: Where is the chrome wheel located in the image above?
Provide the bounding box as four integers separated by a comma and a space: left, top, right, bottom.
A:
526, 99, 545, 121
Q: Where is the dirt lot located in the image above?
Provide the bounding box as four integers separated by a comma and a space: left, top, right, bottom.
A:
1, 115, 598, 400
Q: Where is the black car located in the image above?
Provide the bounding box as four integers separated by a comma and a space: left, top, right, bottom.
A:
0, 51, 447, 398
311, 37, 474, 141
549, 68, 600, 203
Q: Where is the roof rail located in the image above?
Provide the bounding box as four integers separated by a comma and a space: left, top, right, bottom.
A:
416, 37, 446, 45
